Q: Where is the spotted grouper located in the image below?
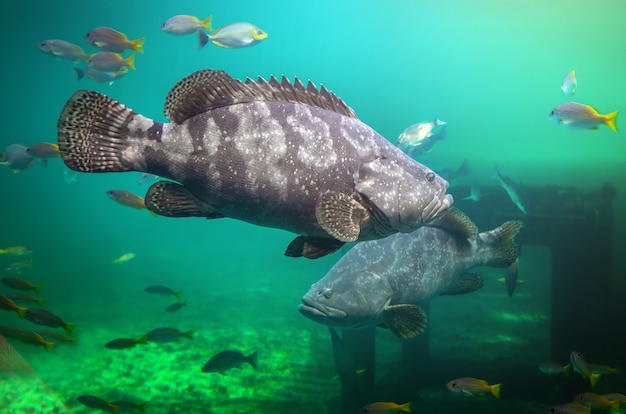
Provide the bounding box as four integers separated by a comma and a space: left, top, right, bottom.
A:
57, 69, 453, 258
299, 209, 522, 338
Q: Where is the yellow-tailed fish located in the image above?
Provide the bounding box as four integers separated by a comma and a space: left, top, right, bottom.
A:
161, 14, 212, 48
0, 325, 55, 352
37, 39, 92, 63
359, 401, 412, 413
539, 361, 571, 375
77, 396, 120, 414
573, 392, 620, 411
561, 70, 577, 96
26, 142, 59, 159
24, 308, 76, 334
446, 377, 501, 398
589, 363, 621, 375
0, 294, 27, 318
112, 253, 136, 264
546, 402, 591, 414
85, 26, 145, 54
88, 52, 135, 71
107, 190, 146, 210
2, 276, 41, 292
209, 21, 268, 49
570, 351, 601, 388
75, 66, 129, 85
549, 102, 618, 132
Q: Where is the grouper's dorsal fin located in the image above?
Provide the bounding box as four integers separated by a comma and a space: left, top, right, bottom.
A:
427, 208, 479, 242
165, 70, 257, 124
164, 69, 359, 124
244, 75, 358, 119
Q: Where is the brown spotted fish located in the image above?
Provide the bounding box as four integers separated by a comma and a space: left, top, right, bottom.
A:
57, 69, 453, 259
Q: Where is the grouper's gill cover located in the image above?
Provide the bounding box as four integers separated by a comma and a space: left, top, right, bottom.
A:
300, 209, 523, 337
57, 69, 452, 258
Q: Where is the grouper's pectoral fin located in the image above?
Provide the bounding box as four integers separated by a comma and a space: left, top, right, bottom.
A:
426, 208, 478, 243
315, 191, 369, 242
440, 272, 484, 296
382, 304, 428, 339
145, 181, 224, 219
284, 236, 345, 259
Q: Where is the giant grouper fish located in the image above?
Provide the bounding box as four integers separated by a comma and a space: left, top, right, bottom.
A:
57, 69, 453, 258
299, 209, 522, 337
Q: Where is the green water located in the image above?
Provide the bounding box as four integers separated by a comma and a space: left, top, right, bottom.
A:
1, 1, 625, 413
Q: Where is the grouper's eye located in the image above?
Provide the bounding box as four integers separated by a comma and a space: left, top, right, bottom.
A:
426, 172, 435, 182
317, 288, 333, 299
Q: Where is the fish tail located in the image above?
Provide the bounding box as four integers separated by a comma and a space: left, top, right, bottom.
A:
44, 341, 56, 352
16, 306, 27, 319
137, 334, 148, 345
137, 401, 148, 413
247, 351, 258, 370
198, 30, 210, 49
111, 404, 120, 414
184, 330, 195, 340
58, 90, 157, 173
0, 249, 7, 254
481, 220, 523, 267
563, 364, 571, 376
36, 298, 45, 307
401, 401, 412, 412
175, 290, 182, 300
34, 285, 42, 294
590, 373, 601, 388
64, 322, 77, 334
131, 37, 145, 54
125, 53, 136, 70
490, 383, 502, 398
74, 67, 85, 80
605, 110, 618, 132
201, 15, 212, 31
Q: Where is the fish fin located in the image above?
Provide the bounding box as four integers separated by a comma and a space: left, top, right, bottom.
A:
16, 306, 27, 319
58, 90, 154, 173
37, 158, 48, 168
284, 236, 344, 259
440, 272, 483, 295
246, 351, 258, 370
563, 364, 571, 376
111, 405, 120, 414
184, 330, 195, 340
175, 290, 182, 300
590, 373, 601, 388
44, 341, 55, 352
137, 335, 148, 345
383, 304, 428, 339
490, 383, 502, 398
316, 191, 367, 242
131, 37, 145, 54
211, 40, 233, 49
125, 53, 136, 70
480, 220, 523, 267
401, 402, 412, 412
35, 285, 42, 294
198, 31, 209, 49
427, 208, 479, 241
605, 110, 618, 132
201, 15, 212, 31
164, 69, 358, 124
64, 323, 77, 334
74, 67, 85, 80
145, 181, 224, 218
37, 298, 45, 307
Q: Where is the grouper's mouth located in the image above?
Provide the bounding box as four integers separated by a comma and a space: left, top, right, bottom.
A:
421, 193, 454, 223
298, 297, 347, 321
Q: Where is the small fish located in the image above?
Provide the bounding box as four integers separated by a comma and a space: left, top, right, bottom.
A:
161, 14, 212, 48
359, 401, 412, 413
0, 294, 27, 318
37, 39, 92, 62
0, 246, 32, 256
202, 350, 258, 374
107, 190, 147, 210
549, 102, 618, 132
75, 66, 129, 85
1, 144, 35, 172
604, 393, 626, 403
85, 26, 145, 54
77, 395, 120, 414
492, 166, 528, 215
110, 400, 148, 413
2, 276, 41, 292
0, 325, 55, 352
24, 308, 76, 333
503, 256, 519, 297
439, 159, 471, 186
589, 363, 621, 375
144, 285, 182, 299
26, 142, 59, 159
446, 377, 501, 398
145, 327, 194, 343
573, 392, 620, 411
209, 22, 268, 49
561, 70, 577, 96
165, 301, 187, 312
105, 336, 147, 350
539, 361, 571, 375
8, 293, 44, 307
36, 330, 77, 345
137, 173, 157, 185
4, 258, 33, 274
397, 118, 447, 156
112, 253, 136, 264
545, 402, 591, 414
88, 52, 136, 72
570, 351, 601, 388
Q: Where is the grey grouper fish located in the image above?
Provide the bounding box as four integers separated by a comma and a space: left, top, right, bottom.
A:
299, 209, 522, 338
57, 69, 453, 258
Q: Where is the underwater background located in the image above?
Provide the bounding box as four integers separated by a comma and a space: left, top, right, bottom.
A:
1, 0, 625, 413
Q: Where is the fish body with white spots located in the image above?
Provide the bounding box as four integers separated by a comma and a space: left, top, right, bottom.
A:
299, 210, 522, 338
57, 69, 452, 258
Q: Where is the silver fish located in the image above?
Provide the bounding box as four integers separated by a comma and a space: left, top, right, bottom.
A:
37, 39, 91, 62
299, 209, 521, 338
57, 69, 453, 259
397, 118, 446, 156
492, 166, 528, 215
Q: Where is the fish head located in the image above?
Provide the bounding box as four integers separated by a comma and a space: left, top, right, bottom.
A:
570, 351, 590, 375
299, 269, 391, 329
356, 157, 453, 235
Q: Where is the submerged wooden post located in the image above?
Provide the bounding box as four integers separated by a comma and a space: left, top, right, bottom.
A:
340, 327, 376, 412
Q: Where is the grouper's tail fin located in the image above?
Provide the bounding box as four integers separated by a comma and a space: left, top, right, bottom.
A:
480, 220, 523, 267
57, 90, 153, 173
